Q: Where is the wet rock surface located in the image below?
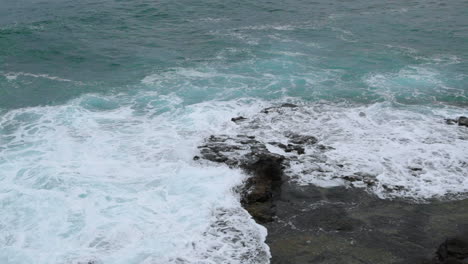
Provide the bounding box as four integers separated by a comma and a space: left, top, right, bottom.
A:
231, 116, 248, 123
459, 117, 468, 127
266, 184, 468, 264
195, 104, 468, 264
446, 116, 468, 127
197, 134, 287, 223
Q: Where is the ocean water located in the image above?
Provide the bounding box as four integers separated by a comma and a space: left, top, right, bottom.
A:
1, 0, 467, 263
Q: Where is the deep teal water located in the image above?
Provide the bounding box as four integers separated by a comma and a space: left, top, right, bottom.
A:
1, 0, 467, 109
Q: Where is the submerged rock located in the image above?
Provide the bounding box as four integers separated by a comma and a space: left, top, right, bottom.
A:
261, 103, 298, 114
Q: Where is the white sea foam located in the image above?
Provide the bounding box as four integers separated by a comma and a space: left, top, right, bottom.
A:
1, 90, 467, 264
0, 96, 269, 264
228, 101, 468, 200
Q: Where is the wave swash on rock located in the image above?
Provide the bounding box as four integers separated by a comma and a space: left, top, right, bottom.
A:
195, 103, 468, 264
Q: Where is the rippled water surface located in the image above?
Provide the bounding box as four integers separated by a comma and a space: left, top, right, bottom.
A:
1, 0, 467, 263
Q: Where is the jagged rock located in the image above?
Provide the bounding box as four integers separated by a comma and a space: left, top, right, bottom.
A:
194, 106, 332, 224
194, 105, 468, 264
280, 103, 298, 108
240, 153, 284, 223
195, 133, 286, 223
446, 119, 458, 125
231, 116, 247, 123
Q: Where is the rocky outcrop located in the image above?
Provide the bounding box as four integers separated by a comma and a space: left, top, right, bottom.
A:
241, 153, 284, 223
446, 116, 468, 127
194, 104, 468, 264
459, 117, 468, 127
195, 104, 324, 223
196, 134, 286, 223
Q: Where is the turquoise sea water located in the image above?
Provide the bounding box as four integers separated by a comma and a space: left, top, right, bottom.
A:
1, 0, 468, 263
1, 0, 467, 108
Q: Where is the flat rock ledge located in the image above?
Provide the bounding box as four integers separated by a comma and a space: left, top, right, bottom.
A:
194, 104, 468, 264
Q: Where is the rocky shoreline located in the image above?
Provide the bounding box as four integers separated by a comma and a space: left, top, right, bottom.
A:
195, 104, 468, 264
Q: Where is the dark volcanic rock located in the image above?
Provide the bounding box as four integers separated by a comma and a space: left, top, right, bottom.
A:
231, 116, 247, 123
240, 153, 284, 223
194, 105, 468, 264
446, 119, 458, 125
197, 134, 286, 223
281, 103, 298, 108
445, 117, 468, 127
242, 154, 284, 199
459, 117, 468, 127
266, 184, 468, 264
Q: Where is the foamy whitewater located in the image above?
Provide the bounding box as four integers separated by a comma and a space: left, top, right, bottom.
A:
1, 0, 467, 263
1, 93, 468, 263
0, 97, 270, 264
